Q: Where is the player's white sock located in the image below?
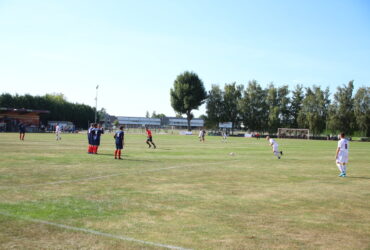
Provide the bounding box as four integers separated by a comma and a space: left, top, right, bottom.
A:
342, 164, 347, 174
336, 163, 343, 173
274, 151, 279, 158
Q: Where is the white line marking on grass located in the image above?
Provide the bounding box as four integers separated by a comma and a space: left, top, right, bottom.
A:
0, 211, 191, 250
0, 160, 240, 189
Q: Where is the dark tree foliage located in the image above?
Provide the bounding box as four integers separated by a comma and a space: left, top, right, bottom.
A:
170, 71, 207, 131
206, 82, 369, 136
266, 83, 280, 133
354, 87, 370, 136
328, 81, 355, 135
239, 80, 268, 132
223, 83, 243, 133
297, 86, 329, 135
206, 85, 224, 128
0, 93, 95, 129
278, 85, 290, 127
290, 84, 304, 128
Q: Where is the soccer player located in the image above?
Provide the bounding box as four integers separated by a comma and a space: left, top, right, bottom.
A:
55, 123, 62, 141
145, 127, 156, 148
114, 126, 124, 159
221, 129, 227, 142
18, 122, 26, 140
87, 123, 94, 154
199, 129, 206, 142
266, 136, 283, 159
335, 132, 349, 177
255, 133, 260, 140
91, 123, 104, 154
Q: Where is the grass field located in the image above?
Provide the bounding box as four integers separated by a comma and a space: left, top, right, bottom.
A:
0, 132, 369, 249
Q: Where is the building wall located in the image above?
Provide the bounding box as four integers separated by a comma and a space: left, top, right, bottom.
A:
0, 112, 40, 132
115, 116, 204, 129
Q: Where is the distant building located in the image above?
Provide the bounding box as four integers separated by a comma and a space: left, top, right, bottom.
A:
47, 121, 75, 132
0, 108, 49, 132
166, 117, 204, 129
117, 116, 161, 128
116, 116, 204, 129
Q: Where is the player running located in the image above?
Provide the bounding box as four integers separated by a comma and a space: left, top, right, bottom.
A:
335, 133, 349, 177
266, 136, 283, 159
114, 126, 124, 159
145, 127, 156, 149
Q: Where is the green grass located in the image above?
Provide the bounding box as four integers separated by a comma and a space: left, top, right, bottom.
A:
0, 132, 369, 249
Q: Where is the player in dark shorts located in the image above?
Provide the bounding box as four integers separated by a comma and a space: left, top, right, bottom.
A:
114, 126, 124, 159
145, 127, 156, 149
19, 123, 26, 140
91, 123, 104, 154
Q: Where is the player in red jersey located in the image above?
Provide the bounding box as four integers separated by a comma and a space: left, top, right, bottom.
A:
145, 127, 156, 149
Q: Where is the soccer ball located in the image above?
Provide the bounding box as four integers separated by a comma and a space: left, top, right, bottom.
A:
229, 152, 235, 156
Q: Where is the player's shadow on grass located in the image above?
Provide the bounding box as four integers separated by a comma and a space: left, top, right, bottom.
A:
95, 153, 156, 162
347, 176, 370, 180
122, 158, 156, 162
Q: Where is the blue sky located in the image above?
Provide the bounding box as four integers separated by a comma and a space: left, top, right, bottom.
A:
0, 0, 369, 117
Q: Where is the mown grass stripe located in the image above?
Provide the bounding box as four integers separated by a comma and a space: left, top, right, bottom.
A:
0, 211, 191, 250
0, 160, 241, 189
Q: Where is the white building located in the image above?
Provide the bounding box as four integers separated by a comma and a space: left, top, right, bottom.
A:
167, 118, 204, 128
117, 116, 161, 128
116, 116, 204, 129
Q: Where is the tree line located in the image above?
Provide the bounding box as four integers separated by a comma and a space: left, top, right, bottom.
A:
205, 80, 369, 136
0, 93, 95, 129
170, 72, 369, 136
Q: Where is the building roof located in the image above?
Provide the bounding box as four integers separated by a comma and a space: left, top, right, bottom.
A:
0, 107, 50, 114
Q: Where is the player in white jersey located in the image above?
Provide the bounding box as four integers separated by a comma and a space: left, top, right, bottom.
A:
266, 136, 283, 159
335, 133, 349, 177
221, 129, 227, 142
199, 129, 206, 142
55, 124, 62, 141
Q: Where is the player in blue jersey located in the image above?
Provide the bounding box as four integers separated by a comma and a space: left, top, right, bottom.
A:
91, 123, 104, 154
18, 122, 26, 140
114, 126, 125, 159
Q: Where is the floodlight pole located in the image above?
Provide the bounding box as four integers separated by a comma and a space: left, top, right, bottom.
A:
94, 85, 99, 123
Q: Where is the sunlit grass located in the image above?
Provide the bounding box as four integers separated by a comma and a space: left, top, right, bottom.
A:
0, 132, 369, 249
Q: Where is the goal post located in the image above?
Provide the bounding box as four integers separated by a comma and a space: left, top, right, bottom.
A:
277, 128, 310, 139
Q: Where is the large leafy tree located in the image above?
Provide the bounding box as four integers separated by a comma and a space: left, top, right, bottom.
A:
223, 82, 243, 134
328, 81, 355, 134
298, 86, 329, 135
278, 85, 290, 128
0, 93, 95, 129
290, 84, 304, 128
266, 83, 280, 133
170, 71, 207, 131
206, 85, 224, 128
239, 80, 267, 132
353, 87, 370, 136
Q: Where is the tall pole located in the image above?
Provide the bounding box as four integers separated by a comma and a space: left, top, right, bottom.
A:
95, 85, 99, 123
